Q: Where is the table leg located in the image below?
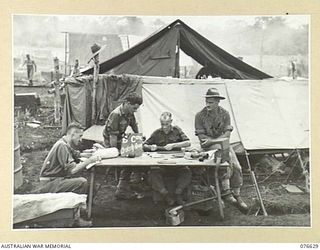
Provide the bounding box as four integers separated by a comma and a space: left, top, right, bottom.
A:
214, 164, 224, 220
87, 167, 95, 219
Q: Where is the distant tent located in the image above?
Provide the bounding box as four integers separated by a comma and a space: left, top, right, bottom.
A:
83, 19, 272, 80
68, 32, 123, 67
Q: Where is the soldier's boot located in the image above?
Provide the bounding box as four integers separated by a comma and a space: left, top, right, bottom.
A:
114, 180, 137, 200
159, 188, 175, 206
221, 179, 237, 205
233, 187, 249, 212
175, 188, 185, 205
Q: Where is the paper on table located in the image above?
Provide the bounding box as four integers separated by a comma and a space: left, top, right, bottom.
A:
92, 148, 119, 158
157, 159, 177, 164
145, 152, 164, 158
85, 148, 120, 170
86, 162, 97, 170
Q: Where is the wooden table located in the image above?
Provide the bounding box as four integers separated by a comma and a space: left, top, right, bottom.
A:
86, 152, 229, 220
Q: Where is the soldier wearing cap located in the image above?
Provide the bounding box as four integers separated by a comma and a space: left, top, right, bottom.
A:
194, 88, 248, 211
144, 112, 192, 205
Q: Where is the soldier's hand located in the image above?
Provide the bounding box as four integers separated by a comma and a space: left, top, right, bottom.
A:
89, 155, 102, 164
80, 152, 92, 158
201, 139, 212, 148
164, 144, 174, 151
201, 139, 223, 150
150, 145, 158, 151
83, 149, 94, 153
93, 143, 105, 149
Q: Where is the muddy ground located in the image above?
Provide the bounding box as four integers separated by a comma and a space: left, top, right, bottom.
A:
13, 85, 311, 228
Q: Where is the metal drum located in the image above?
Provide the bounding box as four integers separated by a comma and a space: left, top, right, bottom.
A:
14, 128, 23, 189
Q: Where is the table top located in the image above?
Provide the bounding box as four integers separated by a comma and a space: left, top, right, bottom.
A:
88, 152, 229, 169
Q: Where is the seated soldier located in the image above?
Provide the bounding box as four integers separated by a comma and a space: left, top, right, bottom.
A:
143, 112, 191, 205
195, 88, 248, 211
38, 123, 99, 194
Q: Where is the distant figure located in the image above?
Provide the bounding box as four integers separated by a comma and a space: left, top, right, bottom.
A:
22, 54, 37, 86
70, 59, 81, 77
291, 60, 297, 79
196, 61, 219, 79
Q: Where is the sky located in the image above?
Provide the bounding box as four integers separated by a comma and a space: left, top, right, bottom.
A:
140, 15, 309, 28
53, 15, 309, 30
13, 15, 309, 66
13, 14, 309, 39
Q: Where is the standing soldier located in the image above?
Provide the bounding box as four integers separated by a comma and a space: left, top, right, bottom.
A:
103, 92, 143, 199
22, 54, 37, 86
70, 59, 81, 77
291, 60, 297, 79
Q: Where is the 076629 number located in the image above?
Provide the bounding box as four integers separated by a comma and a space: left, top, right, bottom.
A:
300, 244, 319, 248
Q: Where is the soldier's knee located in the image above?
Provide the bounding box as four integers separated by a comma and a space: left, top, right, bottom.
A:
76, 177, 88, 193
74, 177, 87, 189
181, 168, 192, 177
150, 167, 162, 175
77, 177, 87, 184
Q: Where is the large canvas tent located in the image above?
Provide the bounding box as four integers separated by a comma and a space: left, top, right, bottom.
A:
62, 74, 309, 154
82, 19, 272, 80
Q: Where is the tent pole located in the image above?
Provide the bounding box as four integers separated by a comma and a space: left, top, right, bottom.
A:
62, 31, 68, 76
91, 54, 100, 125
245, 150, 268, 216
174, 31, 180, 78
53, 57, 61, 124
296, 149, 310, 193
126, 35, 130, 49
223, 83, 268, 216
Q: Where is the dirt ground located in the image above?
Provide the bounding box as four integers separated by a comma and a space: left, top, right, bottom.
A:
13, 85, 311, 228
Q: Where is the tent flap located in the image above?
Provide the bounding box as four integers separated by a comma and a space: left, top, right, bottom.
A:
62, 74, 142, 133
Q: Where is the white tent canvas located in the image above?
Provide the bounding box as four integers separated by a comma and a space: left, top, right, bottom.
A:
139, 77, 309, 152
83, 76, 309, 153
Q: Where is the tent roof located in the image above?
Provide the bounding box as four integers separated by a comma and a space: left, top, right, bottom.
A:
83, 19, 272, 80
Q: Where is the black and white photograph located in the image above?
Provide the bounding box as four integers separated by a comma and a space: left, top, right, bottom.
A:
12, 15, 310, 229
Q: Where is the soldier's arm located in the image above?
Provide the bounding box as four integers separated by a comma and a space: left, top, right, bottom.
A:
106, 112, 121, 148
33, 61, 37, 72
217, 111, 233, 139
109, 135, 118, 148
171, 126, 191, 148
195, 113, 213, 142
130, 115, 139, 133
143, 131, 157, 151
